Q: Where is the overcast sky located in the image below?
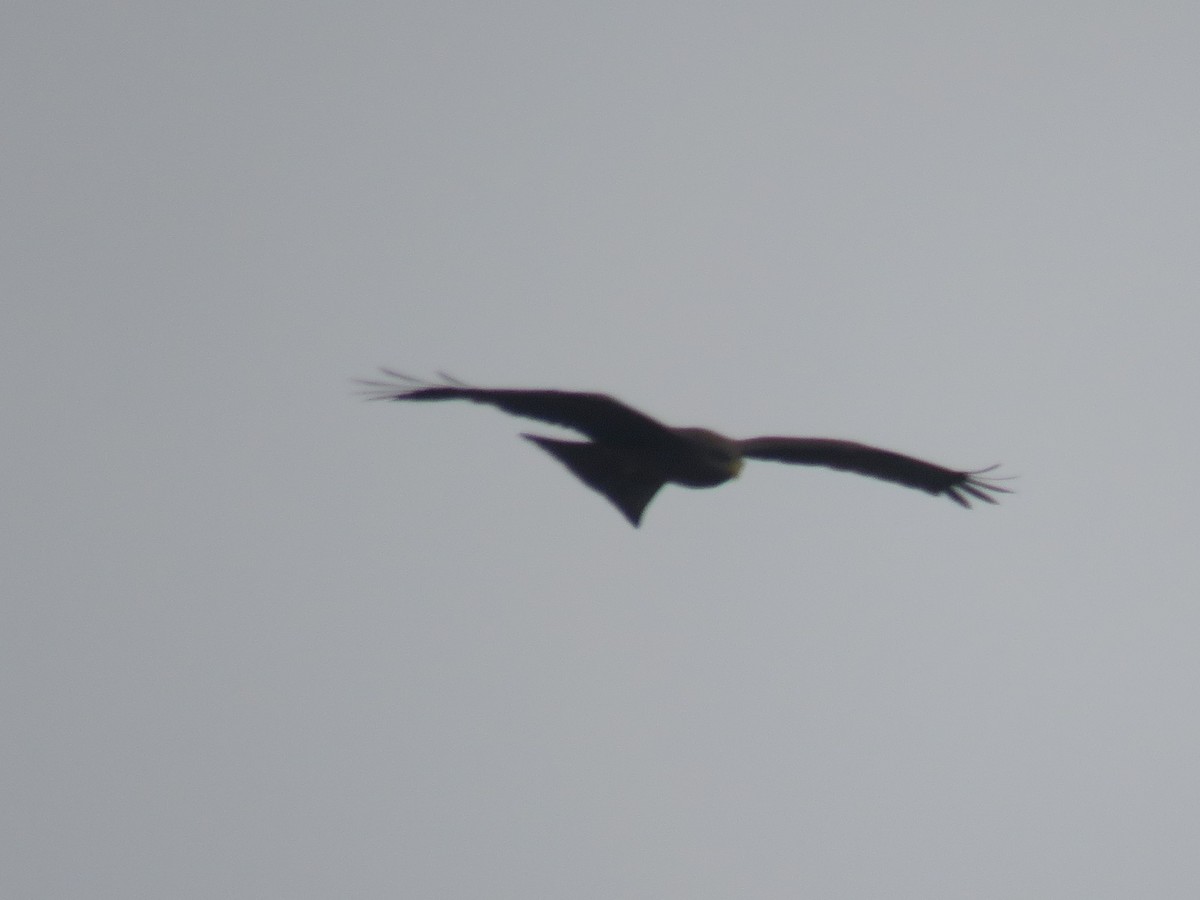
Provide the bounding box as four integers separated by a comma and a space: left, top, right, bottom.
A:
6, 3, 1200, 898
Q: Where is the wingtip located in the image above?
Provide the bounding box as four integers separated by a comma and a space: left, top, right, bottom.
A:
948, 466, 1014, 508
355, 369, 476, 401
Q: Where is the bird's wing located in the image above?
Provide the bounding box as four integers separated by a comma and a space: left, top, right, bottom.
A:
357, 370, 673, 445
738, 436, 1010, 507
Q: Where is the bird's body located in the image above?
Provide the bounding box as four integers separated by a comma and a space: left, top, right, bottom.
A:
359, 371, 1009, 526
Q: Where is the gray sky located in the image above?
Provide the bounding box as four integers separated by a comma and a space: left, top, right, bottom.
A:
5, 3, 1200, 898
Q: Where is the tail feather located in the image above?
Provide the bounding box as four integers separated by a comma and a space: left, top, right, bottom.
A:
522, 435, 664, 526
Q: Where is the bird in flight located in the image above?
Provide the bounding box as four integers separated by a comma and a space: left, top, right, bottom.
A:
359, 370, 1010, 526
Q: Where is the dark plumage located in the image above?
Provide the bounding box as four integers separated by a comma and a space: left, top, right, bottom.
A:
359, 370, 1010, 526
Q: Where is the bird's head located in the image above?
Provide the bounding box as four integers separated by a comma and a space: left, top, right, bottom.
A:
674, 428, 745, 479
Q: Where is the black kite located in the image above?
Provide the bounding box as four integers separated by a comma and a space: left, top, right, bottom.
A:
359, 371, 1009, 526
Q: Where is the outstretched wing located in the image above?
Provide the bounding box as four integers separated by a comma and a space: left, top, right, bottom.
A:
738, 436, 1010, 507
357, 370, 673, 445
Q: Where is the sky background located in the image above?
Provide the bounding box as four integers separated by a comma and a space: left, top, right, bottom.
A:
5, 3, 1200, 898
